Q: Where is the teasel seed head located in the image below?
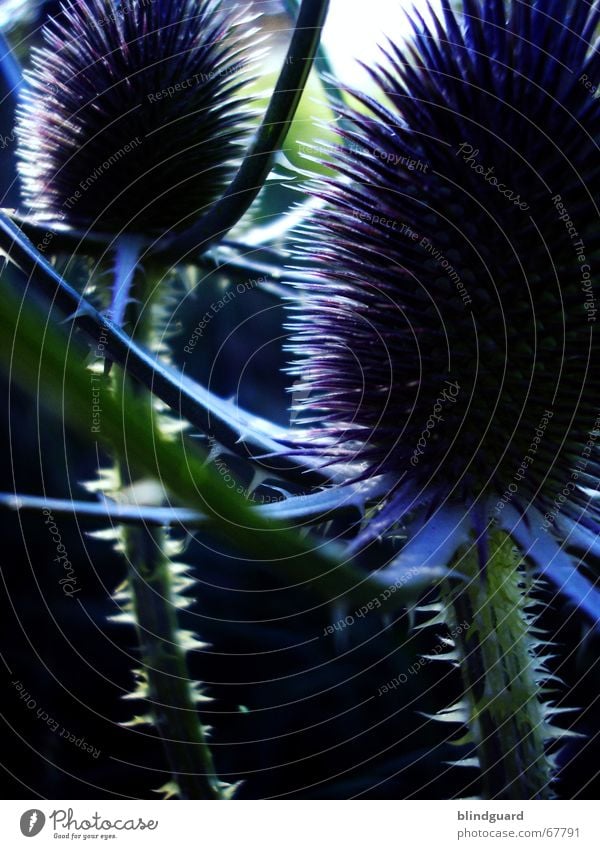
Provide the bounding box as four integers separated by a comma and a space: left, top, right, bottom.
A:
288, 0, 600, 621
16, 0, 259, 236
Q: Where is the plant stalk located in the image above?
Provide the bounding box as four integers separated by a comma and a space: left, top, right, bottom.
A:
109, 245, 223, 799
446, 530, 554, 799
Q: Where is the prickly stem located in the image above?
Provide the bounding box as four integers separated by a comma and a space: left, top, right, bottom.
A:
444, 531, 556, 799
109, 249, 225, 799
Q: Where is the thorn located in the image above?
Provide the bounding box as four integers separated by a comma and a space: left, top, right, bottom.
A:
444, 757, 480, 769
153, 781, 180, 799
60, 305, 95, 323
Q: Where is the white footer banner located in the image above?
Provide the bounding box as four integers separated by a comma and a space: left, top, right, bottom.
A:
0, 800, 597, 848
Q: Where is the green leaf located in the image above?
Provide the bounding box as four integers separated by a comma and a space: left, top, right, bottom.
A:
0, 275, 402, 612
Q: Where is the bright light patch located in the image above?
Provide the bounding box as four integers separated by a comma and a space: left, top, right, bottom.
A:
322, 0, 443, 88
0, 0, 30, 30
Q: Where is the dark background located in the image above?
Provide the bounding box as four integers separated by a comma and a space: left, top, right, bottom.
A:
2, 261, 599, 800
1, 0, 599, 801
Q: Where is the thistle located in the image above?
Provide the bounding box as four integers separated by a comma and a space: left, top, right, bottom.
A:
16, 0, 257, 236
4, 0, 599, 800
13, 0, 262, 799
288, 0, 600, 798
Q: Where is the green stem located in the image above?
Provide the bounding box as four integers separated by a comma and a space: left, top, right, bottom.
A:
120, 522, 223, 799
0, 276, 395, 612
110, 250, 223, 799
0, 212, 329, 488
446, 530, 554, 799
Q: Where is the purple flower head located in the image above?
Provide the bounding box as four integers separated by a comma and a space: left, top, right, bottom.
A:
16, 0, 258, 235
288, 1, 600, 621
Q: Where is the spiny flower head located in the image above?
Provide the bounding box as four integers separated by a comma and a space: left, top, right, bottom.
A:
17, 0, 258, 235
289, 1, 600, 617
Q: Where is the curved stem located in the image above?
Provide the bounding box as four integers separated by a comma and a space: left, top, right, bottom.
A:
7, 0, 330, 261
127, 0, 330, 260
282, 0, 346, 112
446, 531, 554, 799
